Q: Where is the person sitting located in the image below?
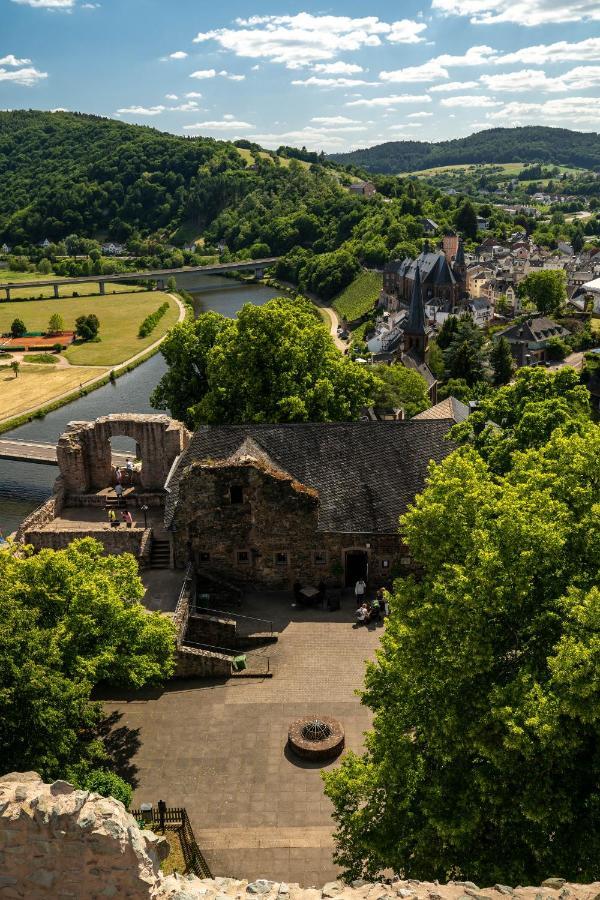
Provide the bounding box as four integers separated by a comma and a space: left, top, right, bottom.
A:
356, 602, 369, 625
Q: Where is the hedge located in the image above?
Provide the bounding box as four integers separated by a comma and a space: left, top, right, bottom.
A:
138, 301, 169, 338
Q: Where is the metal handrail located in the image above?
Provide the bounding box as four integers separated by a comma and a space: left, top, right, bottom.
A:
191, 604, 274, 636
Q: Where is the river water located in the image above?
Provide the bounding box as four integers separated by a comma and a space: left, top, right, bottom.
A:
0, 276, 282, 535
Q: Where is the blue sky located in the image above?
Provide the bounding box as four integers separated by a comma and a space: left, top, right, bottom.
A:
2, 0, 600, 151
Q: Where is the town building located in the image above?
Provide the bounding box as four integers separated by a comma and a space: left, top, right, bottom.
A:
494, 317, 570, 366
383, 240, 467, 313
348, 180, 376, 198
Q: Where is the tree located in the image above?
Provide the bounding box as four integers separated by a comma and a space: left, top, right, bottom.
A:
48, 313, 64, 335
455, 200, 478, 240
75, 770, 133, 809
371, 365, 430, 418
435, 315, 460, 351
10, 318, 26, 338
437, 377, 472, 403
324, 421, 600, 885
37, 257, 52, 274
490, 335, 513, 385
443, 316, 487, 386
545, 336, 569, 361
10, 360, 20, 378
166, 276, 177, 292
451, 366, 591, 474
0, 538, 175, 781
75, 314, 100, 341
152, 297, 379, 427
518, 270, 566, 316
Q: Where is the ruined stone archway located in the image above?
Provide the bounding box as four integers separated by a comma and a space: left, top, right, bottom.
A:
57, 414, 190, 494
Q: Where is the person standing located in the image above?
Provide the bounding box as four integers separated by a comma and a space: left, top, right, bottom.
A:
355, 578, 367, 607
114, 482, 124, 501
108, 509, 117, 528
122, 510, 133, 529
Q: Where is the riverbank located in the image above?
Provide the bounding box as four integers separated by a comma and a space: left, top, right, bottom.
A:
0, 293, 186, 434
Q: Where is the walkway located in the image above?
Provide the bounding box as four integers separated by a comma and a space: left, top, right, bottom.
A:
102, 592, 381, 886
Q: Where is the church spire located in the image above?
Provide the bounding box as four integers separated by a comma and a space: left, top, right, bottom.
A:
405, 265, 426, 335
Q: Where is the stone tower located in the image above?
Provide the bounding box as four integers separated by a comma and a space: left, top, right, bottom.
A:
403, 265, 429, 364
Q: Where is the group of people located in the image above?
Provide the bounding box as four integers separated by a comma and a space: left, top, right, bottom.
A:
355, 581, 389, 626
106, 458, 137, 527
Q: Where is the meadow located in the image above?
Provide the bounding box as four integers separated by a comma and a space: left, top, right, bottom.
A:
0, 364, 107, 420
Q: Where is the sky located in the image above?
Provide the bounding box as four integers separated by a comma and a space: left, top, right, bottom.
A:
2, 0, 600, 152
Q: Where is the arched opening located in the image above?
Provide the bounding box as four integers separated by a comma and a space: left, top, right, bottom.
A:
108, 435, 142, 488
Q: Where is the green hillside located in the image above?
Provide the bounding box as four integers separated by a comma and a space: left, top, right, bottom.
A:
329, 127, 600, 174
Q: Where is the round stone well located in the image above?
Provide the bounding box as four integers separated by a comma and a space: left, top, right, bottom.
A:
287, 716, 345, 762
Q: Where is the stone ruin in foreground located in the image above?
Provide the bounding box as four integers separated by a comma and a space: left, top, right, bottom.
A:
1, 772, 599, 900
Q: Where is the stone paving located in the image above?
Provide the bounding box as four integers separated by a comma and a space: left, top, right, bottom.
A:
103, 591, 382, 886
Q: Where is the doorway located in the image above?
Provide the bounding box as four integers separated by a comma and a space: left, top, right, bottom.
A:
345, 550, 369, 587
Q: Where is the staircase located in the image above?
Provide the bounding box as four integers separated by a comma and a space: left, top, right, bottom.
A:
104, 495, 127, 510
150, 538, 170, 569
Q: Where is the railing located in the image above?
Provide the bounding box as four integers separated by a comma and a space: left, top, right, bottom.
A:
181, 638, 271, 676
191, 603, 274, 638
131, 805, 212, 878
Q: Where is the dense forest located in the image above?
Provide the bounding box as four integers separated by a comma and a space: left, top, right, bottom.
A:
329, 127, 600, 174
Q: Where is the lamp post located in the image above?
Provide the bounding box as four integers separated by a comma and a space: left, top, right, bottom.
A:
141, 504, 149, 528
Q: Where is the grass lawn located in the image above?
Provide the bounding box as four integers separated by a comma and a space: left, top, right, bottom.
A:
0, 364, 107, 420
591, 318, 600, 334
0, 291, 180, 367
332, 271, 382, 323
0, 278, 144, 301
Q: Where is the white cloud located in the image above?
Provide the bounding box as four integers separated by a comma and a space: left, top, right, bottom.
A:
171, 101, 201, 111
486, 96, 600, 126
190, 69, 217, 79
311, 115, 362, 125
10, 0, 75, 7
165, 93, 179, 100
429, 80, 478, 92
434, 45, 499, 66
185, 91, 202, 98
193, 14, 426, 70
498, 37, 600, 66
247, 128, 348, 150
440, 95, 500, 107
292, 76, 378, 87
481, 66, 600, 92
219, 70, 245, 81
0, 54, 32, 66
313, 61, 363, 74
431, 0, 600, 26
380, 60, 449, 83
169, 51, 188, 60
0, 65, 47, 85
117, 105, 166, 116
346, 93, 431, 107
407, 111, 433, 118
183, 118, 253, 130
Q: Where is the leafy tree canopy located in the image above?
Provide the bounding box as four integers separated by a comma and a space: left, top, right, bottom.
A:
324, 417, 600, 885
518, 269, 567, 316
371, 364, 430, 419
0, 538, 175, 781
152, 297, 379, 427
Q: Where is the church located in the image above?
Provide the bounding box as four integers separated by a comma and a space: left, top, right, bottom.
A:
383, 237, 467, 314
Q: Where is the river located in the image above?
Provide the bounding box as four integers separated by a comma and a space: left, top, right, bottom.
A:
0, 276, 282, 535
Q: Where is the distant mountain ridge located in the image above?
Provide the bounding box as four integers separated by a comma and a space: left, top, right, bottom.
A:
328, 127, 600, 174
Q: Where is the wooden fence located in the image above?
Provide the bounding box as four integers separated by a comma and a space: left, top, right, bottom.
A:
131, 805, 212, 878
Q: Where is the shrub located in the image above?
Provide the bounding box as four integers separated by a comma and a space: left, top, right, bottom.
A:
75, 314, 100, 341
80, 770, 133, 809
10, 318, 26, 338
138, 302, 169, 338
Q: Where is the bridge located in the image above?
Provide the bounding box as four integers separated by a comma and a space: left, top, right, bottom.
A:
0, 257, 279, 300
0, 439, 127, 467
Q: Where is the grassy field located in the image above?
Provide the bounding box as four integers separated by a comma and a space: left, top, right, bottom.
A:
0, 271, 144, 301
0, 364, 107, 420
332, 271, 382, 323
0, 291, 180, 367
235, 146, 310, 170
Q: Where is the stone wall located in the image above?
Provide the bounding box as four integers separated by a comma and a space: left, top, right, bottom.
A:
172, 459, 408, 589
186, 612, 237, 647
172, 570, 233, 678
57, 414, 190, 494
23, 526, 148, 560
1, 773, 598, 900
15, 479, 65, 542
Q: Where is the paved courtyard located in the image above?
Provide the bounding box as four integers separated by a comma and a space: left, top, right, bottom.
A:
102, 592, 382, 886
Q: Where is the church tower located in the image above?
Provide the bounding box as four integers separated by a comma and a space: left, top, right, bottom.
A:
403, 265, 430, 364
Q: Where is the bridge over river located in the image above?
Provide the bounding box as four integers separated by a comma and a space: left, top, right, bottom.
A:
0, 439, 128, 467
0, 257, 279, 300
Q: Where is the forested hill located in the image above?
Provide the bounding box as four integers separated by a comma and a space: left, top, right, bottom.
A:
0, 109, 349, 248
329, 127, 600, 174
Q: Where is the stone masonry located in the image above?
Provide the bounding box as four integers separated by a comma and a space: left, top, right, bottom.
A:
1, 773, 599, 900
57, 414, 190, 494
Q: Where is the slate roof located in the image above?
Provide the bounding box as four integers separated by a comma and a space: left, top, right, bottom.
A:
385, 251, 457, 287
165, 421, 454, 535
497, 317, 570, 344
414, 396, 470, 424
